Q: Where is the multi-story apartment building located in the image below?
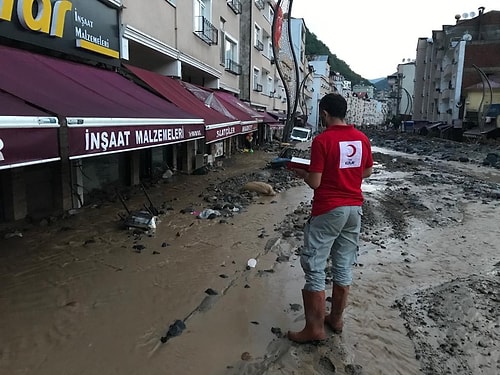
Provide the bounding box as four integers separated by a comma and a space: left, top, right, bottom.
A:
387, 62, 415, 122
240, 0, 274, 109
239, 0, 286, 139
413, 8, 500, 137
308, 55, 331, 132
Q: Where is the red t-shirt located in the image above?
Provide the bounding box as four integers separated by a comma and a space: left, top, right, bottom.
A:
308, 125, 373, 216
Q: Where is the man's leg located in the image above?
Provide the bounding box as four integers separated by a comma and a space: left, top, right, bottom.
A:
325, 206, 362, 333
288, 209, 348, 343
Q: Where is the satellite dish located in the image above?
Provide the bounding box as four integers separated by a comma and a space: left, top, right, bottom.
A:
470, 11, 476, 17
462, 13, 469, 19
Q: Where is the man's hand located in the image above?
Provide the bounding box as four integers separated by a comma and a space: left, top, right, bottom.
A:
292, 168, 308, 179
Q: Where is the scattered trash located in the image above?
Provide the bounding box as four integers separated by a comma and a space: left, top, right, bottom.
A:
160, 319, 186, 343
133, 244, 145, 253
246, 258, 257, 269
271, 327, 283, 337
123, 210, 156, 231
116, 189, 158, 232
4, 231, 23, 239
140, 183, 161, 216
197, 209, 221, 219
162, 169, 173, 180
205, 288, 218, 295
241, 352, 252, 361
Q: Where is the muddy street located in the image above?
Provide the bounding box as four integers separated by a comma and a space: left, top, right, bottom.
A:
1, 133, 499, 375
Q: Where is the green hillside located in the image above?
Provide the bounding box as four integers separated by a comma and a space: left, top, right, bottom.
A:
305, 30, 371, 86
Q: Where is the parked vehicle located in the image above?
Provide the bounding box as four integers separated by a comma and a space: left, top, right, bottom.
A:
290, 127, 312, 142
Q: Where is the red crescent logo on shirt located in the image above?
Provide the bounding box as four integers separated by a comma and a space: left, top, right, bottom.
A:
347, 144, 356, 157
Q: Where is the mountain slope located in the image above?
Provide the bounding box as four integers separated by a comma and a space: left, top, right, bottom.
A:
305, 30, 371, 85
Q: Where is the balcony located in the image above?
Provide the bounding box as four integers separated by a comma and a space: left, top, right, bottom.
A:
254, 40, 264, 51
227, 0, 242, 15
255, 0, 265, 10
443, 63, 453, 78
253, 83, 263, 92
441, 88, 451, 101
225, 59, 242, 75
194, 16, 218, 46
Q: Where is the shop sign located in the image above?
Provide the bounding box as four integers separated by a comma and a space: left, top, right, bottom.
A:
269, 123, 285, 129
241, 123, 258, 133
0, 0, 120, 64
68, 124, 206, 158
205, 124, 242, 143
0, 126, 60, 169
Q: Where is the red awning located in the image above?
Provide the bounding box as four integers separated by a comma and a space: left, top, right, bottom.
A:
267, 111, 286, 121
261, 111, 280, 124
181, 82, 237, 120
0, 45, 201, 120
0, 91, 54, 116
177, 82, 261, 143
0, 122, 60, 170
213, 91, 264, 124
124, 64, 239, 127
0, 91, 60, 169
0, 45, 206, 158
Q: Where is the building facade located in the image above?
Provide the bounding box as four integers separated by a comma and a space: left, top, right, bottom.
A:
413, 8, 500, 136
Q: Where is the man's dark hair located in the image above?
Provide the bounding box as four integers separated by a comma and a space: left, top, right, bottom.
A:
319, 93, 347, 119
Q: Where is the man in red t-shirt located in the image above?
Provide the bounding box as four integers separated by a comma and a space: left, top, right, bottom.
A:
288, 93, 373, 343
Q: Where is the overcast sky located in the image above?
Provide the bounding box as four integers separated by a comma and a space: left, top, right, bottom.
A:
292, 0, 499, 80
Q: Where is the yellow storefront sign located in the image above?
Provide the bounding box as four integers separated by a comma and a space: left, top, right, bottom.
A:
0, 0, 72, 38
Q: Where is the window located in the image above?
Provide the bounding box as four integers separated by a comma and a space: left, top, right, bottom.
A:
268, 6, 274, 23
219, 18, 226, 66
225, 36, 241, 75
194, 0, 218, 45
255, 0, 265, 11
254, 24, 263, 51
253, 67, 262, 92
265, 34, 273, 60
227, 0, 242, 14
267, 75, 274, 96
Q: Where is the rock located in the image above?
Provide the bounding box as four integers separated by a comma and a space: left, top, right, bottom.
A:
241, 181, 276, 196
